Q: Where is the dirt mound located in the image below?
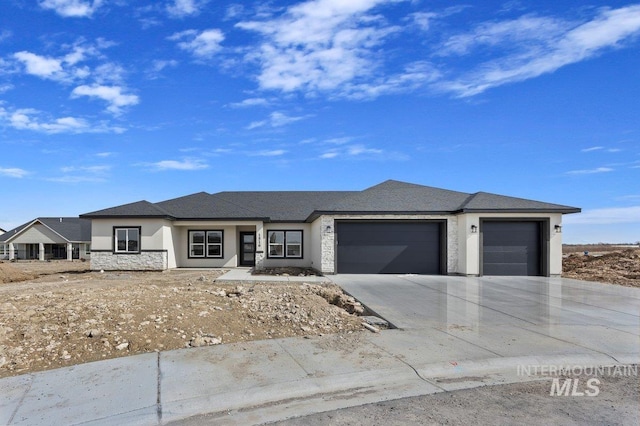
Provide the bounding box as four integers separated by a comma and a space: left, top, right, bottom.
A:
0, 263, 36, 283
563, 249, 640, 287
0, 269, 364, 377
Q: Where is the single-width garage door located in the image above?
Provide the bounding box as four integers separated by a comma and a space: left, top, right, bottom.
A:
336, 222, 443, 274
482, 221, 542, 276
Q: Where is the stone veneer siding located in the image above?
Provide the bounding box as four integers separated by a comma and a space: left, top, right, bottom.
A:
320, 215, 458, 274
91, 251, 168, 271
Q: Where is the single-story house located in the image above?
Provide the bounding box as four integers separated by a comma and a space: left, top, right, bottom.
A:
80, 180, 580, 276
0, 218, 91, 261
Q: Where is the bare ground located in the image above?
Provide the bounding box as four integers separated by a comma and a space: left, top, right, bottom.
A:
563, 249, 640, 287
0, 261, 364, 378
2, 249, 639, 378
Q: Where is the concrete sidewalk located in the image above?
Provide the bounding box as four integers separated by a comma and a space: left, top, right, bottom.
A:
1, 276, 638, 425
3, 331, 632, 426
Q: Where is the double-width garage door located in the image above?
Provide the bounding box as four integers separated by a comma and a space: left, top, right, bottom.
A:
482, 221, 542, 276
336, 221, 443, 274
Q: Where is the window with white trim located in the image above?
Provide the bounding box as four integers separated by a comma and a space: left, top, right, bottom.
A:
114, 227, 140, 253
189, 230, 223, 258
267, 230, 302, 258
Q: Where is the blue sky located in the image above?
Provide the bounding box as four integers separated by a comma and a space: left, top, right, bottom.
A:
1, 0, 639, 243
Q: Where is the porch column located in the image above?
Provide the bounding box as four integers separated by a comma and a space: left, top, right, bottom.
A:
39, 243, 45, 261
9, 243, 15, 260
67, 243, 73, 261
255, 222, 265, 269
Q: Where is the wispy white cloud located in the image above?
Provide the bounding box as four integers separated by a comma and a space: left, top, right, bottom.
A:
95, 152, 114, 157
167, 0, 206, 17
250, 149, 287, 157
228, 97, 269, 108
435, 5, 640, 97
581, 146, 603, 152
247, 111, 308, 129
320, 143, 391, 160
148, 59, 179, 77
13, 51, 64, 79
144, 159, 209, 171
0, 30, 11, 43
71, 84, 139, 115
60, 165, 111, 173
12, 42, 114, 85
564, 206, 640, 225
49, 164, 111, 183
0, 167, 29, 178
169, 29, 225, 59
408, 12, 438, 31
39, 0, 104, 18
236, 0, 436, 99
0, 107, 125, 134
566, 167, 614, 175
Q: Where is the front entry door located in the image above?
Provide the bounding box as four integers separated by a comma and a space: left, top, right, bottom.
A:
239, 232, 256, 266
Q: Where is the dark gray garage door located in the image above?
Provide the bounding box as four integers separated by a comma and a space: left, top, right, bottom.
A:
336, 222, 442, 274
482, 221, 541, 276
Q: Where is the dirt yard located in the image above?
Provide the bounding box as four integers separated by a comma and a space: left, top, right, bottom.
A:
563, 249, 640, 287
0, 261, 364, 378
2, 249, 639, 378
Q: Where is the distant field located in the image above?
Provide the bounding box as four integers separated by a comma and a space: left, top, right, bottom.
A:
563, 244, 639, 254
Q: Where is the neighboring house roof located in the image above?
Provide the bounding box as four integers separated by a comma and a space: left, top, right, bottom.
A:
0, 218, 92, 243
80, 180, 580, 222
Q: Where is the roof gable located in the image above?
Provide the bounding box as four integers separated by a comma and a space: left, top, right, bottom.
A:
0, 217, 91, 243
319, 180, 471, 213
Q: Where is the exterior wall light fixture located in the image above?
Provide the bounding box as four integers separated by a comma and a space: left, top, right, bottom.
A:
471, 225, 478, 233
554, 225, 562, 233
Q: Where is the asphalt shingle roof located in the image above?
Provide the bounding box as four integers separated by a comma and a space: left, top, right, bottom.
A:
81, 200, 173, 218
0, 218, 91, 243
79, 179, 580, 222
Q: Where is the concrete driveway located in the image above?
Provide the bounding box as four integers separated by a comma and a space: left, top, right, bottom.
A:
330, 274, 640, 367
2, 275, 638, 425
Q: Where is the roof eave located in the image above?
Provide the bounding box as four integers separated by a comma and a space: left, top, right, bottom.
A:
79, 214, 176, 220
456, 208, 582, 214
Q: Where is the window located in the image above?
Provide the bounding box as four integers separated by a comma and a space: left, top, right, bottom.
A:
114, 227, 140, 253
268, 230, 302, 258
189, 230, 223, 258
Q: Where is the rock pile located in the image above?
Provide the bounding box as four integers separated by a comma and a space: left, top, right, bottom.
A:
0, 270, 364, 377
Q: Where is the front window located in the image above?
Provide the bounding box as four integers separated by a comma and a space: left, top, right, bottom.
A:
268, 230, 303, 258
189, 230, 223, 258
114, 227, 140, 253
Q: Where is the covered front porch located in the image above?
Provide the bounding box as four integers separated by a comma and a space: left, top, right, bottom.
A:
6, 242, 90, 261
170, 221, 312, 270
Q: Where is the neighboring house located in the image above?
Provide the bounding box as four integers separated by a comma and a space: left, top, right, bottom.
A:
80, 180, 580, 276
0, 218, 91, 261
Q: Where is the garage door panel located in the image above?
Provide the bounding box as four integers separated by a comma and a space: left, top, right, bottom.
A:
337, 222, 442, 274
483, 262, 529, 276
482, 222, 541, 276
